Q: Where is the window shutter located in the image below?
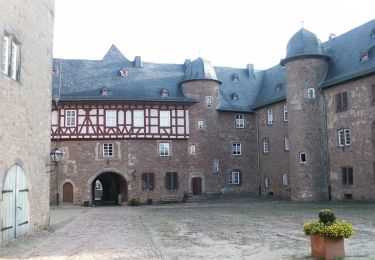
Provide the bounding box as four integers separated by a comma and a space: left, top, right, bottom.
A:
336, 93, 341, 111
149, 173, 154, 190
342, 167, 347, 184
174, 173, 179, 189
165, 173, 171, 189
239, 172, 242, 185
342, 92, 348, 110
348, 167, 353, 184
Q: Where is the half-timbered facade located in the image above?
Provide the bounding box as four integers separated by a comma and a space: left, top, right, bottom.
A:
51, 19, 375, 205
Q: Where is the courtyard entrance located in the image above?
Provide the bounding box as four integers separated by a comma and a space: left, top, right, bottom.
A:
91, 172, 127, 205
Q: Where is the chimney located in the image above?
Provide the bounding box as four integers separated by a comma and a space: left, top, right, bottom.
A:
134, 56, 142, 68
184, 59, 191, 68
247, 64, 255, 78
329, 33, 336, 40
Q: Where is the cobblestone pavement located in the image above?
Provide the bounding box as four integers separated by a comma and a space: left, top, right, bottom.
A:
0, 207, 161, 260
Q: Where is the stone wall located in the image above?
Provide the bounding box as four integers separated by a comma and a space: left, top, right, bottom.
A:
0, 0, 55, 241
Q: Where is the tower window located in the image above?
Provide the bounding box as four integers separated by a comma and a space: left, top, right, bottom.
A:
263, 138, 269, 153
307, 88, 316, 99
205, 96, 213, 107
267, 109, 273, 125
336, 92, 348, 112
300, 152, 306, 163
283, 105, 288, 122
197, 120, 205, 130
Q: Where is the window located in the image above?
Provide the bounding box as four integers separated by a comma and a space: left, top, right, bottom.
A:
232, 93, 239, 100
103, 143, 113, 157
336, 92, 348, 112
197, 120, 205, 130
190, 145, 196, 155
161, 89, 169, 97
232, 142, 242, 155
133, 110, 144, 127
159, 142, 170, 156
342, 167, 353, 185
106, 110, 117, 127
228, 171, 241, 185
338, 129, 351, 147
141, 172, 155, 190
360, 52, 369, 63
160, 111, 171, 127
65, 110, 76, 127
235, 114, 245, 128
283, 105, 288, 122
300, 152, 306, 163
165, 172, 178, 189
284, 136, 289, 151
282, 173, 288, 186
263, 138, 269, 153
213, 160, 219, 173
265, 177, 270, 188
371, 84, 375, 105
101, 87, 109, 96
307, 88, 316, 99
267, 109, 273, 125
2, 34, 20, 81
232, 74, 239, 82
371, 28, 375, 38
205, 96, 213, 107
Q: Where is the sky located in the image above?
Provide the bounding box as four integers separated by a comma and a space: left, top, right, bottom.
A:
53, 0, 374, 70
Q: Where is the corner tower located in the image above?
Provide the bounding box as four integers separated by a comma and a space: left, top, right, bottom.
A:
281, 28, 330, 201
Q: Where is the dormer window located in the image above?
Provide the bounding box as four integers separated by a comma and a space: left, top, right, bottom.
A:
232, 93, 239, 100
232, 74, 239, 82
360, 52, 369, 63
101, 87, 109, 96
119, 68, 128, 77
275, 83, 282, 93
52, 67, 59, 76
161, 89, 169, 97
371, 28, 375, 38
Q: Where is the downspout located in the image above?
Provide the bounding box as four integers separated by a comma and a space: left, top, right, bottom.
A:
255, 111, 262, 196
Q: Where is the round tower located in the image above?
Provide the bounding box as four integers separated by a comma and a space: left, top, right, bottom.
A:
281, 28, 330, 201
180, 58, 222, 197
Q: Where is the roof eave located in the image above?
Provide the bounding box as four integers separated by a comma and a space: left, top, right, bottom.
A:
252, 96, 287, 110
280, 54, 330, 67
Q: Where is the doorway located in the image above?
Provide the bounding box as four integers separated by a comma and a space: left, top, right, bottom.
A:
91, 172, 127, 205
63, 182, 73, 203
192, 177, 202, 196
1, 165, 29, 242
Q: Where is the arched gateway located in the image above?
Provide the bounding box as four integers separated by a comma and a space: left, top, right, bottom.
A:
91, 172, 127, 205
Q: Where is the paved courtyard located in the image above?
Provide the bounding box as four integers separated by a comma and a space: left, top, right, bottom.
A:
1, 197, 375, 259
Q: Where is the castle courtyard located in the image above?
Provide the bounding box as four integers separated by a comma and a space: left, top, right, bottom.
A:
0, 198, 374, 259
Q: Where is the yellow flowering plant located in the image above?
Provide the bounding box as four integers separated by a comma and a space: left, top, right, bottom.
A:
303, 209, 355, 239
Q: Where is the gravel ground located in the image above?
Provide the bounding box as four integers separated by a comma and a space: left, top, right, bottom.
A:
1, 197, 374, 260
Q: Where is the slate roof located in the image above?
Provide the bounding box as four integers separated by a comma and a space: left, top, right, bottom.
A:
52, 19, 375, 111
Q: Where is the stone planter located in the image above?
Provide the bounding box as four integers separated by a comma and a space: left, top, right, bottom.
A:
311, 235, 345, 260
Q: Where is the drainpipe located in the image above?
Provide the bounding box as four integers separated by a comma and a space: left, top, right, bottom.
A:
255, 111, 262, 196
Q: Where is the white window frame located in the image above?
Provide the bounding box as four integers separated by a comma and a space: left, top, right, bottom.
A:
307, 88, 316, 99
228, 171, 240, 185
205, 96, 213, 107
284, 136, 289, 151
283, 105, 288, 122
235, 114, 245, 128
338, 129, 351, 146
159, 142, 171, 156
133, 110, 144, 127
103, 143, 113, 157
232, 142, 242, 156
2, 34, 20, 81
263, 138, 269, 153
265, 177, 270, 188
213, 160, 219, 173
105, 110, 117, 127
282, 173, 288, 186
197, 120, 205, 130
190, 145, 196, 155
300, 152, 307, 164
160, 110, 171, 127
65, 110, 76, 127
267, 109, 273, 125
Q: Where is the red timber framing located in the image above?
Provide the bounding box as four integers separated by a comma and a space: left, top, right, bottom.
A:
51, 102, 190, 140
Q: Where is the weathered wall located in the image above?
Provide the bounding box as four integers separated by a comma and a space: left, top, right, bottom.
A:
0, 0, 55, 241
325, 75, 375, 200
257, 102, 290, 198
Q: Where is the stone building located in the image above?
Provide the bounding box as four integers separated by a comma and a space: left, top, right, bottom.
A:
0, 1, 55, 242
51, 19, 375, 205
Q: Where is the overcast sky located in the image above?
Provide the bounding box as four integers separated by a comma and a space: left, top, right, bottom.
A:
53, 0, 374, 69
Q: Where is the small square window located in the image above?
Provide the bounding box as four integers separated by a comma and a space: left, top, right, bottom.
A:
159, 142, 171, 156
235, 114, 245, 128
300, 152, 306, 163
232, 143, 242, 156
103, 143, 113, 157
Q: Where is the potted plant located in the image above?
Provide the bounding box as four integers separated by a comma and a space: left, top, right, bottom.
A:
303, 209, 355, 260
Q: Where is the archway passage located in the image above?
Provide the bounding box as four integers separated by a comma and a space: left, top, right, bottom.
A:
92, 172, 127, 206
63, 183, 73, 203
192, 177, 202, 196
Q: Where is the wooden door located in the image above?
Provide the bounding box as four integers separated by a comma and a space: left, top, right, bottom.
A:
63, 182, 73, 203
192, 177, 202, 196
2, 166, 29, 242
